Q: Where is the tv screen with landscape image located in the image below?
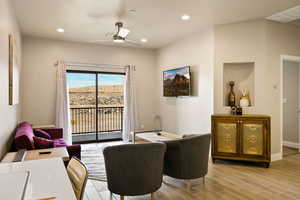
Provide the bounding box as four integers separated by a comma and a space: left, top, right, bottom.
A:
163, 66, 191, 97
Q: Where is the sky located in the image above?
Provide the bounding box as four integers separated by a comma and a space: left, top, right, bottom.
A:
67, 73, 125, 88
163, 67, 190, 80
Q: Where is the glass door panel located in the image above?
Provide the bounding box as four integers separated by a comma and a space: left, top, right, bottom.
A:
67, 72, 97, 143
97, 74, 125, 140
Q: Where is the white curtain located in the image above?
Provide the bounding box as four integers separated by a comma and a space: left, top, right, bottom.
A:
123, 65, 138, 142
55, 61, 72, 145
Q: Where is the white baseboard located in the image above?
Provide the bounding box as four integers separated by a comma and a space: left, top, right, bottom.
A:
283, 141, 299, 149
271, 152, 282, 162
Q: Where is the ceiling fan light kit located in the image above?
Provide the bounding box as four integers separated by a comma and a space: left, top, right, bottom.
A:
113, 40, 125, 43
96, 21, 141, 46
114, 22, 129, 40
113, 35, 125, 43
118, 28, 130, 38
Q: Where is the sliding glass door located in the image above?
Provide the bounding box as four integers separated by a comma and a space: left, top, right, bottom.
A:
67, 71, 125, 143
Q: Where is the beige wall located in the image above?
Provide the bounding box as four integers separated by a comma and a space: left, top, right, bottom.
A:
283, 60, 299, 144
214, 19, 300, 157
266, 21, 300, 154
215, 20, 267, 115
156, 28, 214, 135
21, 36, 157, 130
0, 0, 22, 158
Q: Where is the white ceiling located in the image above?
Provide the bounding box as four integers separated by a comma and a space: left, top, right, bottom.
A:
12, 0, 300, 49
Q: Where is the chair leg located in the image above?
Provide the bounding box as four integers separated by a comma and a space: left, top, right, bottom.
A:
186, 180, 192, 191
151, 192, 155, 199
120, 195, 124, 200
203, 176, 206, 185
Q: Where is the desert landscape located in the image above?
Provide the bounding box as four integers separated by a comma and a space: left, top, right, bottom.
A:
69, 85, 124, 107
69, 85, 124, 134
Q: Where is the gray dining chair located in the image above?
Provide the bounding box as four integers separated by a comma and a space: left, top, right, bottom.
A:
163, 134, 211, 190
103, 143, 166, 200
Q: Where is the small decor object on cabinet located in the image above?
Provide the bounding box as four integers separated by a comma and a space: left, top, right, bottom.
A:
236, 106, 243, 115
211, 114, 271, 168
228, 81, 236, 107
240, 89, 250, 107
230, 106, 237, 115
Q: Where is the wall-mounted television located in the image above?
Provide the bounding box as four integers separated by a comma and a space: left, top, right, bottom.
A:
163, 66, 191, 97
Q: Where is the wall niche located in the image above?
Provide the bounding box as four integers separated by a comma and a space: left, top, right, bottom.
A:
223, 62, 255, 107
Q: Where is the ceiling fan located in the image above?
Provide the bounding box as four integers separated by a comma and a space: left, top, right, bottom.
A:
95, 22, 141, 45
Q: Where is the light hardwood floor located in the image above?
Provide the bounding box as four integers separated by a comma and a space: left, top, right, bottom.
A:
83, 143, 300, 200
283, 146, 299, 157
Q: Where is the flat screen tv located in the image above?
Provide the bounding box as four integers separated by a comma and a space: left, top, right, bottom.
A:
163, 66, 191, 97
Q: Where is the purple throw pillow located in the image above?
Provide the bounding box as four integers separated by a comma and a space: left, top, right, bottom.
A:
18, 122, 32, 128
33, 136, 54, 149
34, 129, 51, 139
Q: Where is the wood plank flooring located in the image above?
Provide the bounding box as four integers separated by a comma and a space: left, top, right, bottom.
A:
283, 146, 299, 157
82, 142, 300, 200
81, 141, 123, 179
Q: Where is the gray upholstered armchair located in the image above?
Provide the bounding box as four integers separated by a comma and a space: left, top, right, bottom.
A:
103, 143, 166, 200
163, 134, 211, 189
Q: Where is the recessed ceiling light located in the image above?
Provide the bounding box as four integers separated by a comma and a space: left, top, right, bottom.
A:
128, 9, 137, 13
181, 15, 191, 21
56, 28, 64, 33
141, 38, 148, 43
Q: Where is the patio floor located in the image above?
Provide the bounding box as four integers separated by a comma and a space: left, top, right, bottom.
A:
72, 131, 122, 143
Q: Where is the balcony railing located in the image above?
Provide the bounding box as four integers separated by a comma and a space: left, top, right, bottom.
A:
70, 107, 123, 135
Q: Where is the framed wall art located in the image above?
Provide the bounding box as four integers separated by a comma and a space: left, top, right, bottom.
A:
8, 34, 19, 105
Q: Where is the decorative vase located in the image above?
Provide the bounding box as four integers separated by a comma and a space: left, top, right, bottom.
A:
240, 89, 250, 107
228, 81, 236, 107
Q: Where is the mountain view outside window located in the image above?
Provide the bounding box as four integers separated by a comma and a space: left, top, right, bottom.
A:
67, 72, 124, 140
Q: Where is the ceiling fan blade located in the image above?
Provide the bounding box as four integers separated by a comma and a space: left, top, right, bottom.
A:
94, 39, 113, 43
125, 39, 141, 46
105, 32, 115, 38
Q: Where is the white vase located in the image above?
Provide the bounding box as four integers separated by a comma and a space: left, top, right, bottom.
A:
240, 98, 249, 107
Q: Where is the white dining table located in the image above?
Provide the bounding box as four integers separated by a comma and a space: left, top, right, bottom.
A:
0, 157, 76, 200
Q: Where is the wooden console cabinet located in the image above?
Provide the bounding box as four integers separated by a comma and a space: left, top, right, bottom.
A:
211, 114, 271, 168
